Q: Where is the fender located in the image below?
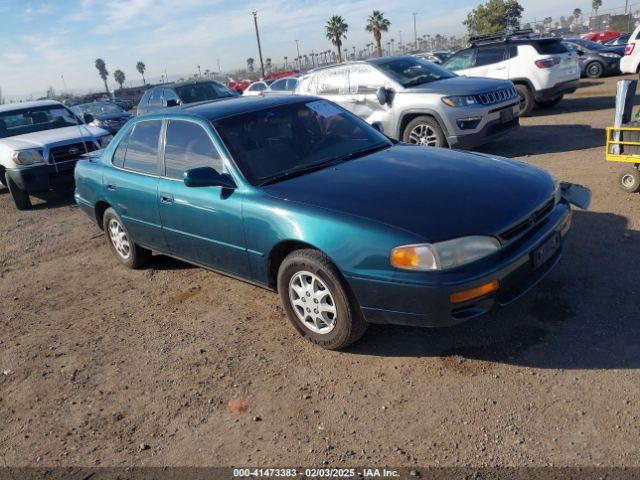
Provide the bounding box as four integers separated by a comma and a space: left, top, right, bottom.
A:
395, 108, 451, 140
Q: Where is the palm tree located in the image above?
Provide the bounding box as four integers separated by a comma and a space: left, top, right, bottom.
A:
325, 15, 348, 63
573, 8, 582, 24
246, 57, 255, 73
265, 57, 272, 72
592, 0, 602, 16
94, 58, 110, 95
284, 56, 288, 69
113, 69, 125, 89
366, 10, 391, 57
136, 61, 146, 84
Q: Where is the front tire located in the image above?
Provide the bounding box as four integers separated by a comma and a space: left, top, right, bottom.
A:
5, 172, 31, 210
402, 116, 447, 148
103, 207, 151, 268
277, 249, 368, 350
585, 61, 604, 78
618, 167, 640, 193
515, 84, 534, 116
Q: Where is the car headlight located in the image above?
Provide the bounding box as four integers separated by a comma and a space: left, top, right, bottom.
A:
600, 52, 620, 58
391, 236, 501, 271
10, 149, 45, 166
442, 95, 478, 107
99, 135, 113, 148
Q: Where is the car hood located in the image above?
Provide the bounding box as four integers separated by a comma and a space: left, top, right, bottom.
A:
402, 76, 513, 95
0, 125, 108, 150
262, 145, 554, 243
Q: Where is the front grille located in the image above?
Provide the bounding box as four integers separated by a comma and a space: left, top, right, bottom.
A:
499, 198, 555, 242
49, 141, 98, 163
474, 86, 518, 106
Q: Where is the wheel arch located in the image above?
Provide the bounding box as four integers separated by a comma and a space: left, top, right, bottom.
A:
397, 109, 449, 142
266, 240, 324, 290
94, 200, 112, 230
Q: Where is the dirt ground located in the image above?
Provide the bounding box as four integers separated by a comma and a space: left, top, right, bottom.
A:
1, 75, 639, 469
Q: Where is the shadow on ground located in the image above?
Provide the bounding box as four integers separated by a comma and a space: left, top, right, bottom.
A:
348, 210, 640, 371
531, 95, 619, 117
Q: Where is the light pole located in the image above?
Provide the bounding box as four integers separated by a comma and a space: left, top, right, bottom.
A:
295, 40, 301, 69
251, 11, 266, 78
413, 12, 418, 46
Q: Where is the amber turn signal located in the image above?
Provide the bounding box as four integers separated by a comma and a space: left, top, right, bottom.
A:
450, 279, 499, 304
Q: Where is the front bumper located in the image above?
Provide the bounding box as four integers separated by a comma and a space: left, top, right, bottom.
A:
448, 105, 520, 149
534, 79, 580, 101
347, 201, 572, 328
6, 161, 77, 193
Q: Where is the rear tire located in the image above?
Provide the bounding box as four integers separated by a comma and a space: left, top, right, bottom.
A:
536, 95, 563, 108
277, 249, 368, 350
5, 172, 31, 210
103, 207, 151, 268
0, 169, 7, 188
618, 167, 640, 193
515, 84, 534, 116
585, 61, 604, 78
402, 116, 447, 148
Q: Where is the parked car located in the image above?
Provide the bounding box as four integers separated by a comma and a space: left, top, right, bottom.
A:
137, 81, 238, 115
581, 30, 623, 43
296, 56, 520, 149
604, 33, 631, 47
563, 40, 621, 78
620, 25, 640, 74
243, 81, 270, 96
0, 100, 111, 210
71, 101, 133, 134
443, 33, 580, 116
413, 52, 444, 64
74, 95, 588, 349
262, 76, 300, 95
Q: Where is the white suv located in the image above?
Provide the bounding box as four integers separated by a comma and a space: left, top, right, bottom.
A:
620, 25, 640, 74
0, 100, 111, 210
443, 33, 580, 116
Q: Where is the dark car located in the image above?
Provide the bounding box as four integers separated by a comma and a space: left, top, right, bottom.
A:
105, 97, 133, 111
74, 96, 589, 350
71, 102, 132, 134
564, 39, 622, 78
604, 33, 631, 47
137, 81, 238, 115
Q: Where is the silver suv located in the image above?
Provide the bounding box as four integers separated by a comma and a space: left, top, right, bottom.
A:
295, 56, 520, 148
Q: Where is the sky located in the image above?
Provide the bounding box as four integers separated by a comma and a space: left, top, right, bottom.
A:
0, 0, 611, 99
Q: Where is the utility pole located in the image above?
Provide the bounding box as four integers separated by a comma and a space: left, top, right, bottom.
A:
61, 74, 68, 94
252, 11, 266, 78
295, 40, 301, 69
217, 59, 221, 73
413, 12, 418, 46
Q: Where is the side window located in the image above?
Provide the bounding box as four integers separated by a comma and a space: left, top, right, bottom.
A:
111, 126, 132, 168
509, 45, 518, 58
123, 120, 162, 175
349, 65, 386, 94
286, 79, 298, 90
315, 68, 350, 95
139, 90, 152, 108
163, 120, 222, 180
250, 83, 266, 91
148, 89, 162, 108
474, 46, 507, 67
270, 79, 288, 91
444, 49, 475, 70
163, 88, 180, 106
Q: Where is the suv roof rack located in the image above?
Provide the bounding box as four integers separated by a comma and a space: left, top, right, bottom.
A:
469, 28, 536, 45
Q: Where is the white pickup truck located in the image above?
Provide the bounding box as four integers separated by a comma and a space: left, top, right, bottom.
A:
0, 100, 112, 210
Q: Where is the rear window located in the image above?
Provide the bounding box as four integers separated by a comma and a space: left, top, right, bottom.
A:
533, 40, 570, 55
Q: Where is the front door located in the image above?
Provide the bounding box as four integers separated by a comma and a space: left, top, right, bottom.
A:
157, 119, 250, 277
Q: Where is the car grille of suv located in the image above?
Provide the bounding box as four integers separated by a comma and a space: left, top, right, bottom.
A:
49, 141, 98, 163
474, 86, 518, 106
499, 198, 555, 242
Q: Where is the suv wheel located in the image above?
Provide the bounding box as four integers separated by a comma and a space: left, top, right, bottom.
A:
277, 249, 368, 350
5, 172, 31, 210
585, 61, 604, 78
103, 208, 151, 268
515, 84, 534, 116
536, 95, 563, 108
403, 116, 446, 148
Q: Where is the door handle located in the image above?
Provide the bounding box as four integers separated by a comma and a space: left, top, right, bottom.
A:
106, 184, 116, 191
160, 193, 174, 204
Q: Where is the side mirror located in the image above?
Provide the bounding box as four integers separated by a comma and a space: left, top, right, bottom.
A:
166, 99, 179, 107
371, 121, 384, 133
376, 87, 388, 105
183, 167, 236, 189
577, 49, 585, 56
83, 113, 94, 124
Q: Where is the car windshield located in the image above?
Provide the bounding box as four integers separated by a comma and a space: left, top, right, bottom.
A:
175, 82, 238, 104
375, 57, 455, 88
0, 105, 81, 139
73, 103, 124, 116
213, 100, 392, 185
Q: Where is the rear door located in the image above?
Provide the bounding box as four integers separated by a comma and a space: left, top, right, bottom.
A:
156, 119, 250, 276
103, 120, 165, 250
442, 48, 476, 76
345, 64, 394, 132
466, 44, 510, 79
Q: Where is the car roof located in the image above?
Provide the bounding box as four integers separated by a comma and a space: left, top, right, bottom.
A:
140, 95, 319, 122
0, 99, 61, 113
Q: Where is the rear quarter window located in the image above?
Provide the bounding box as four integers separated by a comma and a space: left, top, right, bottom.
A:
533, 40, 569, 55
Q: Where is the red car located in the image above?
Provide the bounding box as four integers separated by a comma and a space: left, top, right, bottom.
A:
581, 30, 623, 43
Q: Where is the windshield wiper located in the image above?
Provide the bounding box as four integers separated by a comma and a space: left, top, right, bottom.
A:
331, 142, 391, 163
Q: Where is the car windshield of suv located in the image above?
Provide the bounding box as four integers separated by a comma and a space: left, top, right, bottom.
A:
175, 82, 238, 104
0, 105, 81, 139
73, 103, 124, 116
375, 57, 456, 88
213, 100, 392, 185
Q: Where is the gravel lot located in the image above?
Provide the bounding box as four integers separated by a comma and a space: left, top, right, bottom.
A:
1, 75, 639, 468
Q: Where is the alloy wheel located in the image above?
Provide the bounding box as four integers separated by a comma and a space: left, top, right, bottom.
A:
288, 271, 337, 334
108, 218, 131, 260
408, 124, 438, 147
